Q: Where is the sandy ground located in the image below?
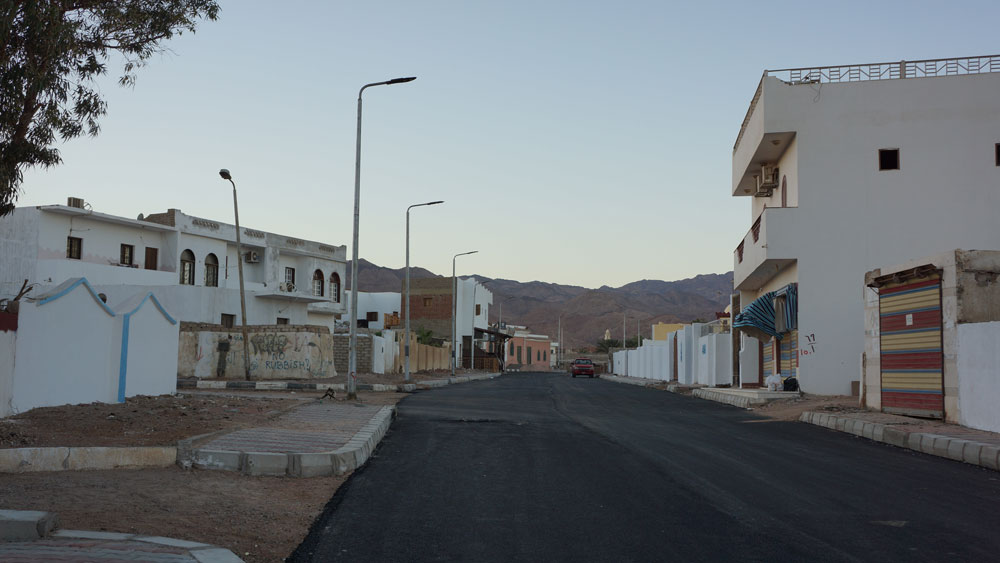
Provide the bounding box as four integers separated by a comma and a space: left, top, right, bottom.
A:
0, 389, 408, 561
749, 393, 866, 421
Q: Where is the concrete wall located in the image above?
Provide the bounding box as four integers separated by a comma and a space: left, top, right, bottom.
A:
697, 333, 733, 387
733, 72, 1000, 396
112, 293, 179, 399
652, 323, 685, 341
676, 324, 703, 385
0, 322, 15, 418
10, 279, 116, 413
179, 324, 336, 379
739, 334, 761, 387
344, 291, 401, 331
957, 321, 1000, 433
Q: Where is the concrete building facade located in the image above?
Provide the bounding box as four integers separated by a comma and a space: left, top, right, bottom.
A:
730, 55, 1000, 395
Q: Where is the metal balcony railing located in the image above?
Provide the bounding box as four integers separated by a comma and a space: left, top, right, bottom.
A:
734, 54, 1000, 152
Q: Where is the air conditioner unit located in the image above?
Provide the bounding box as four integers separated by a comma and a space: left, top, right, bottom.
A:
280, 281, 295, 292
245, 251, 260, 263
67, 197, 85, 209
754, 165, 778, 196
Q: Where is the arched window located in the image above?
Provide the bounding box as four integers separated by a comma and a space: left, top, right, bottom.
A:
312, 269, 324, 296
205, 253, 219, 287
330, 273, 341, 303
180, 249, 195, 285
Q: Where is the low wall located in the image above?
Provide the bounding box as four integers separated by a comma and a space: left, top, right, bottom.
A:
179, 323, 336, 379
958, 321, 1000, 433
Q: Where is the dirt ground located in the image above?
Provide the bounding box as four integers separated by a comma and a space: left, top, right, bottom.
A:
197, 368, 485, 386
0, 394, 300, 449
0, 389, 409, 561
749, 393, 867, 421
0, 466, 346, 563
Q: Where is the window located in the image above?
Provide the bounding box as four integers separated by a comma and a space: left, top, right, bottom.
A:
205, 253, 219, 287
517, 346, 522, 363
878, 148, 899, 171
423, 297, 432, 307
330, 273, 341, 303
120, 244, 134, 265
527, 347, 533, 363
180, 250, 195, 285
312, 270, 324, 296
996, 143, 1000, 166
276, 317, 289, 325
284, 267, 296, 285
510, 345, 515, 357
144, 247, 158, 270
66, 237, 82, 259
366, 311, 379, 322
221, 314, 235, 328
475, 304, 481, 316
543, 350, 547, 361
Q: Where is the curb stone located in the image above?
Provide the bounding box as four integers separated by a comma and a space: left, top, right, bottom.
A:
0, 510, 59, 541
178, 372, 501, 393
598, 374, 658, 387
799, 411, 1000, 472
0, 446, 177, 474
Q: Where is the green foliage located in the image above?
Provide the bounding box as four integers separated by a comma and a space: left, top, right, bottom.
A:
0, 1, 220, 215
594, 339, 621, 354
415, 328, 434, 345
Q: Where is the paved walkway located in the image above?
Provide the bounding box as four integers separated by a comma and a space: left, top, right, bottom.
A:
201, 403, 379, 454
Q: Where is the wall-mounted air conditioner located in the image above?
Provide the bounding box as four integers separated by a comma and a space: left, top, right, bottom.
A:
245, 251, 260, 263
67, 197, 85, 208
280, 281, 295, 292
754, 164, 778, 196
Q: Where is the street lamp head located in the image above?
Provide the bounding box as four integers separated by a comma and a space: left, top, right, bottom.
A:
219, 169, 232, 180
387, 76, 417, 84
427, 200, 444, 205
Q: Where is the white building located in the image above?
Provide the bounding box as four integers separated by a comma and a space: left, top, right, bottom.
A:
343, 290, 402, 331
730, 55, 1000, 395
0, 200, 348, 330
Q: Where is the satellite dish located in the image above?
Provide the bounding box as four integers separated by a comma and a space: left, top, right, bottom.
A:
137, 213, 145, 221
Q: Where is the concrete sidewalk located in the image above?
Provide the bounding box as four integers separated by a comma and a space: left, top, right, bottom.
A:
800, 410, 1000, 472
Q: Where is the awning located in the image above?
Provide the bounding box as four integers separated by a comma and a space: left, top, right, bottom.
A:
734, 283, 798, 341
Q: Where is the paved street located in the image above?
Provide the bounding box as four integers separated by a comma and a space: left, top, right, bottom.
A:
290, 373, 1000, 562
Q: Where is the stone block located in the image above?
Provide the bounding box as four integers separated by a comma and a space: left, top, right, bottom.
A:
243, 452, 288, 476
53, 530, 131, 540
932, 436, 952, 458
979, 446, 1000, 471
191, 547, 246, 563
882, 427, 908, 448
946, 440, 970, 462
290, 453, 333, 478
963, 442, 983, 465
192, 450, 242, 472
862, 423, 875, 440
873, 425, 885, 442
0, 510, 58, 541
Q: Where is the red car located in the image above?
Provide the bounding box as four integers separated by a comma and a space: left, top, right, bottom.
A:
571, 358, 596, 378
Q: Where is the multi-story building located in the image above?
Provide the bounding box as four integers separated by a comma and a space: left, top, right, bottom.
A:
405, 276, 492, 365
0, 199, 348, 328
730, 55, 1000, 395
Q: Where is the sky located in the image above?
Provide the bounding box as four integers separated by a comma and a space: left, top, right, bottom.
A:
17, 0, 1000, 288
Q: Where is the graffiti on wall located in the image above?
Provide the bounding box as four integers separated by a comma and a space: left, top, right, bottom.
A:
182, 330, 335, 379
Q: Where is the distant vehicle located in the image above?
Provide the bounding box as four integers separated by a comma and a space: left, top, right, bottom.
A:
571, 358, 595, 378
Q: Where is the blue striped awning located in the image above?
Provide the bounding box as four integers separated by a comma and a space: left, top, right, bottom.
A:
734, 283, 798, 340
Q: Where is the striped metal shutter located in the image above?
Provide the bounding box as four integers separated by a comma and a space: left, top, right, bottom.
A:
780, 329, 798, 379
762, 338, 774, 379
879, 275, 944, 418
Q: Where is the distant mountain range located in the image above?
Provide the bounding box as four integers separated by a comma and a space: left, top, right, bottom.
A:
346, 259, 733, 351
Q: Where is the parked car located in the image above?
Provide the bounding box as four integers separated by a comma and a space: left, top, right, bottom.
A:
571, 358, 595, 378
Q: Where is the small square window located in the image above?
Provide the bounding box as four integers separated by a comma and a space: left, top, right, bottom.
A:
120, 244, 134, 265
66, 237, 82, 259
276, 317, 289, 325
475, 304, 481, 316
878, 148, 899, 171
221, 314, 235, 328
995, 143, 1000, 166
366, 311, 379, 322
423, 297, 432, 307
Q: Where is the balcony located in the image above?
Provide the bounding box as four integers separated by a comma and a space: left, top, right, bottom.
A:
733, 208, 797, 291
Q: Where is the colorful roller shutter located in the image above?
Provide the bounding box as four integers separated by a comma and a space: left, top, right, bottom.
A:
779, 329, 798, 379
761, 338, 773, 379
879, 275, 944, 418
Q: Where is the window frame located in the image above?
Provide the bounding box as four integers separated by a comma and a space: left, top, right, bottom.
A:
330, 273, 341, 303
204, 253, 219, 287
120, 244, 134, 266
220, 314, 235, 328
312, 270, 324, 297
284, 267, 296, 286
179, 249, 196, 285
878, 148, 900, 171
66, 236, 82, 260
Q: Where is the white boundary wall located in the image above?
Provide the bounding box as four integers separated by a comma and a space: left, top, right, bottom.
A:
957, 321, 1000, 433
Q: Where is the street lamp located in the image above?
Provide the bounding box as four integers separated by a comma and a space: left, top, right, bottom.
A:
451, 250, 478, 376
218, 169, 252, 381
347, 76, 417, 400
404, 200, 444, 382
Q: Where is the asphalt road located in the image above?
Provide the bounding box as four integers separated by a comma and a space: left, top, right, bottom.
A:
290, 373, 1000, 562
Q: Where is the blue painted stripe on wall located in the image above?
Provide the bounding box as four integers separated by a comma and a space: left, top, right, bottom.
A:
38, 277, 115, 317
117, 315, 130, 403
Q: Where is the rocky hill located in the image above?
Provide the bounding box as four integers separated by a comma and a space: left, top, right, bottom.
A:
346, 260, 732, 351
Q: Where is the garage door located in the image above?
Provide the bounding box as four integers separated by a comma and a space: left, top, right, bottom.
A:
879, 274, 944, 418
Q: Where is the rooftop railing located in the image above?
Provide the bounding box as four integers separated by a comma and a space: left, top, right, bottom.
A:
734, 54, 1000, 152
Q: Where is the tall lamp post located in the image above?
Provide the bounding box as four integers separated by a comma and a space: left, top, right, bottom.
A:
404, 200, 443, 382
218, 169, 251, 381
348, 76, 416, 400
451, 250, 478, 376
